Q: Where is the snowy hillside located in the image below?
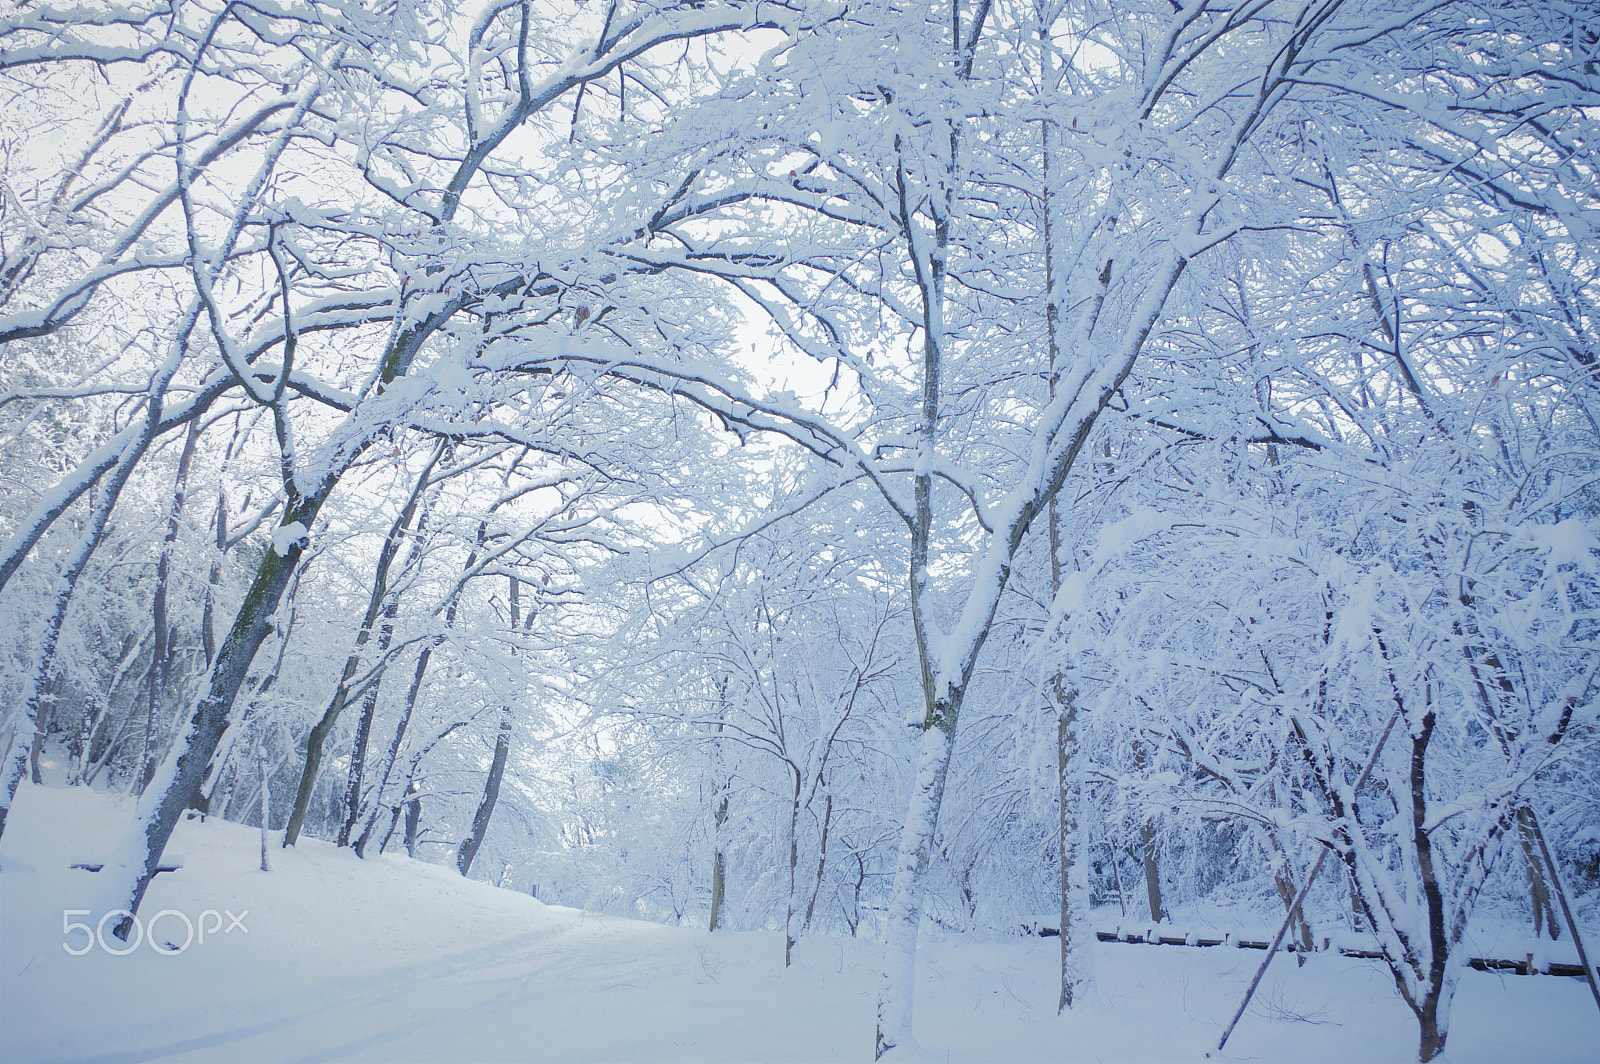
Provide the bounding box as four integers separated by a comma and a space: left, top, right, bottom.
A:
0, 783, 1593, 1063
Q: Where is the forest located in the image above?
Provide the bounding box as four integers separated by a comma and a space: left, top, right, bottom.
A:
0, 0, 1596, 1061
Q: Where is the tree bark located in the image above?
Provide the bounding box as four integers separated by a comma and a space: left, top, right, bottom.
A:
281, 653, 357, 847
456, 710, 510, 877
875, 69, 957, 1050
1057, 688, 1087, 1010
1046, 479, 1090, 1009
27, 715, 46, 786
258, 747, 271, 872
1130, 742, 1165, 925
1515, 808, 1558, 938
356, 516, 482, 859
456, 573, 525, 878
1408, 708, 1451, 1063
784, 769, 801, 966
708, 674, 730, 931
202, 491, 226, 667
708, 805, 729, 929
1141, 819, 1165, 925
1527, 809, 1600, 1016
404, 796, 422, 858
801, 791, 833, 934
877, 708, 961, 1058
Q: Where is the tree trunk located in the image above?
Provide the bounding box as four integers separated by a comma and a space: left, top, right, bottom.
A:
457, 570, 535, 877
1409, 708, 1452, 1063
457, 708, 511, 877
282, 679, 352, 847
27, 672, 60, 785
202, 491, 226, 668
875, 98, 956, 1048
1057, 688, 1088, 1010
258, 747, 271, 872
27, 719, 46, 786
102, 511, 317, 937
1046, 481, 1091, 1010
340, 447, 439, 846
708, 675, 731, 931
709, 785, 729, 931
404, 790, 422, 859
1141, 819, 1165, 925
356, 514, 481, 859
374, 801, 403, 855
213, 609, 296, 822
69, 683, 104, 785
784, 770, 801, 967
1418, 1008, 1447, 1063
801, 791, 833, 933
1515, 808, 1558, 938
876, 702, 962, 1058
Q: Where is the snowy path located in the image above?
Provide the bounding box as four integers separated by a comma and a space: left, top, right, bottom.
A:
2, 784, 1595, 1063
47, 921, 872, 1064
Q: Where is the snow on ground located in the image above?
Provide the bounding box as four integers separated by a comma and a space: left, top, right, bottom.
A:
1, 782, 1595, 1063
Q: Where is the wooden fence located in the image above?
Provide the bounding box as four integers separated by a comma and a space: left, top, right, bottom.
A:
1023, 921, 1591, 978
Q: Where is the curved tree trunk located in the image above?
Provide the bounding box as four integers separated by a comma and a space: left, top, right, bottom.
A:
801, 791, 833, 934
457, 568, 538, 877
457, 574, 524, 878
456, 709, 510, 877
103, 514, 314, 935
